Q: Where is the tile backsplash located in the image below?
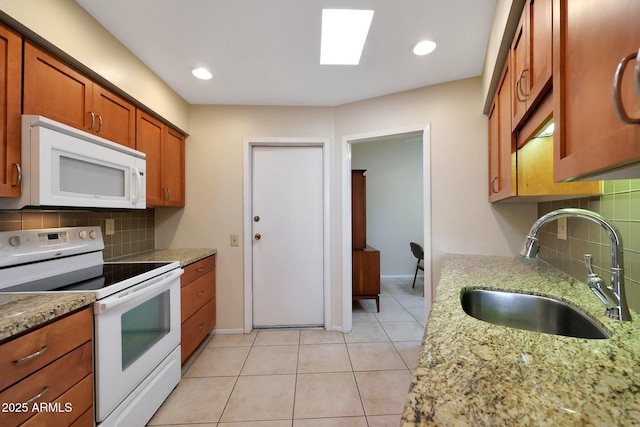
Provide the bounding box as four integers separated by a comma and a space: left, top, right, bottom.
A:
0, 209, 155, 260
537, 179, 640, 312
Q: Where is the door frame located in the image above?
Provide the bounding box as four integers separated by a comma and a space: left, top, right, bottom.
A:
341, 124, 432, 333
243, 137, 331, 333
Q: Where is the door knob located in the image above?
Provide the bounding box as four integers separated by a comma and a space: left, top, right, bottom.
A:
254, 233, 262, 240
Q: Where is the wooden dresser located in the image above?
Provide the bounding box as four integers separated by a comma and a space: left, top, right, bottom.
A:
351, 170, 380, 311
181, 254, 216, 364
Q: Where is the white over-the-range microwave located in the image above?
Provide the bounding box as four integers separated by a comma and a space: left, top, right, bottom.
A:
0, 115, 146, 210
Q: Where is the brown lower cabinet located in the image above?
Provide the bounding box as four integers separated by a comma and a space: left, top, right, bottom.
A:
0, 308, 93, 427
181, 255, 216, 364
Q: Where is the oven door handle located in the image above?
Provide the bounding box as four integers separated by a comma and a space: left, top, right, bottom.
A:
94, 269, 183, 314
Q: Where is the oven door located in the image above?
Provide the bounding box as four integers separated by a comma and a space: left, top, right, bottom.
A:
93, 268, 182, 422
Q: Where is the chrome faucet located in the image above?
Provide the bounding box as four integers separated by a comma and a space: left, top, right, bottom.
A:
520, 208, 632, 321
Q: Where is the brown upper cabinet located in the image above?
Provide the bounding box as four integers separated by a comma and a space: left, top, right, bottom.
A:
510, 0, 553, 130
0, 24, 22, 198
489, 61, 516, 202
488, 0, 601, 203
23, 41, 136, 149
553, 0, 640, 181
136, 110, 185, 207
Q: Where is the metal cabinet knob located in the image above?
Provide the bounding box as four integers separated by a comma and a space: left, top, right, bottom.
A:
254, 233, 262, 240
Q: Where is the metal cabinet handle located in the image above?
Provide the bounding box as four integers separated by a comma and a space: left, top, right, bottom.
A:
197, 290, 205, 297
88, 111, 95, 130
612, 51, 640, 124
25, 386, 49, 404
97, 115, 103, 133
12, 163, 21, 187
491, 176, 499, 194
14, 345, 48, 364
515, 69, 529, 103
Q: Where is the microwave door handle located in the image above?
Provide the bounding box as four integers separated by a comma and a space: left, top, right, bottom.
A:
131, 167, 142, 205
94, 269, 183, 314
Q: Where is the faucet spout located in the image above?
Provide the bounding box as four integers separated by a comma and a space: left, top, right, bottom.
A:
520, 208, 632, 321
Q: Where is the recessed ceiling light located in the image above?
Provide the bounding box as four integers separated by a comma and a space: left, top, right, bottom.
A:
412, 40, 437, 56
192, 67, 213, 80
321, 9, 374, 65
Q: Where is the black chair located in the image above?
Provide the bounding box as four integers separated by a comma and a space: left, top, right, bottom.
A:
410, 242, 424, 288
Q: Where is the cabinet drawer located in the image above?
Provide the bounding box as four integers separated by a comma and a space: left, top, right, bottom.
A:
22, 374, 93, 427
69, 406, 94, 427
181, 297, 216, 364
181, 272, 215, 322
181, 255, 215, 286
0, 308, 92, 391
0, 341, 92, 426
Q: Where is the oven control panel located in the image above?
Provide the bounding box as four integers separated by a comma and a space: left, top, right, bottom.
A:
0, 226, 105, 268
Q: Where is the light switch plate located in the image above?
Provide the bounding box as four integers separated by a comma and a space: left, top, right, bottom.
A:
230, 234, 239, 247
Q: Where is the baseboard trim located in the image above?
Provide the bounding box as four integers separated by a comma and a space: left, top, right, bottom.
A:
381, 274, 424, 279
213, 328, 246, 335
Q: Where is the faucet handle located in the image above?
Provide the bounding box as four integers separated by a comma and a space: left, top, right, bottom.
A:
584, 254, 596, 276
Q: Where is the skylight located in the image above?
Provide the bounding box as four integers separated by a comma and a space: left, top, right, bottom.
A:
320, 9, 374, 65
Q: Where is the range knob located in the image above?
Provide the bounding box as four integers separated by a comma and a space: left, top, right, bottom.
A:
90, 230, 98, 239
79, 230, 88, 239
8, 236, 21, 247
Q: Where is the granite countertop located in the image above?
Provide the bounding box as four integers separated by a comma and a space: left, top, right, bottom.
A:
401, 254, 640, 426
115, 248, 216, 267
0, 293, 95, 342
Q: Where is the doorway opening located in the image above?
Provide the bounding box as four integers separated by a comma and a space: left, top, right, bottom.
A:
341, 124, 432, 333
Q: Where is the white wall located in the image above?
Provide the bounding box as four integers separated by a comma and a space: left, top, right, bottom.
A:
156, 77, 537, 331
156, 105, 336, 331
351, 136, 424, 276
334, 78, 537, 299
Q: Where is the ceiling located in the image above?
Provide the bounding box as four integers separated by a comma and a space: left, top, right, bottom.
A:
76, 0, 496, 107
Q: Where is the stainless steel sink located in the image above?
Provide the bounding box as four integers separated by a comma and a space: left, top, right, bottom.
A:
460, 289, 611, 339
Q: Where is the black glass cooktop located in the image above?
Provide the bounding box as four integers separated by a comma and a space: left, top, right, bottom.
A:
1, 262, 173, 293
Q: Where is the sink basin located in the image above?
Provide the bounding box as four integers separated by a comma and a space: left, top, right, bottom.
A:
460, 289, 610, 339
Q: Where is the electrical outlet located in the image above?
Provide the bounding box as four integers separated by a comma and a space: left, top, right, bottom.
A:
105, 218, 115, 236
230, 234, 239, 247
557, 217, 567, 240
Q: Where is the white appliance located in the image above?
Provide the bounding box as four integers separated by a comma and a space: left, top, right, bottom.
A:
0, 115, 146, 210
0, 227, 182, 427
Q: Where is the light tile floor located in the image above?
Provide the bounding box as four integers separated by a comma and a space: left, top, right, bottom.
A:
148, 276, 425, 427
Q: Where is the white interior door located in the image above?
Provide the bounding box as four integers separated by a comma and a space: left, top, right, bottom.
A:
252, 146, 324, 327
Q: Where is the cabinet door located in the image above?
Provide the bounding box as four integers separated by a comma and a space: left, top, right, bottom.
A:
510, 10, 528, 129
23, 42, 93, 132
511, 0, 552, 131
489, 62, 515, 202
528, 0, 552, 104
0, 24, 21, 197
93, 84, 136, 148
136, 110, 164, 206
163, 126, 186, 206
553, 0, 640, 180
